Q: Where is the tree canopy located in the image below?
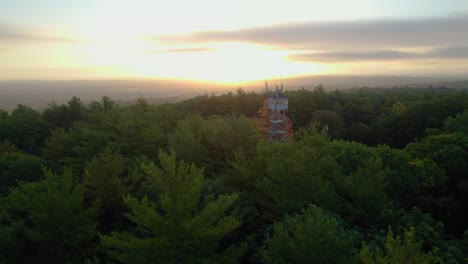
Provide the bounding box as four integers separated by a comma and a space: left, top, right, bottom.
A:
0, 87, 467, 263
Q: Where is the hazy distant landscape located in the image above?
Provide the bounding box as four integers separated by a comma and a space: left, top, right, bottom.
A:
0, 79, 223, 110
1, 75, 467, 110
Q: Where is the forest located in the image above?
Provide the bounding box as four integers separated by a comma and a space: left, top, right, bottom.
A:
0, 86, 467, 263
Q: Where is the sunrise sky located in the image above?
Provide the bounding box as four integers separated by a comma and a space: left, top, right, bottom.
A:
1, 0, 468, 83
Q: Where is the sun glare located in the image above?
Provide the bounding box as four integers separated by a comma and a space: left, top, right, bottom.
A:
78, 34, 330, 83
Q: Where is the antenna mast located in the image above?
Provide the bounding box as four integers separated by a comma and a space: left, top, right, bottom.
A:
265, 80, 289, 142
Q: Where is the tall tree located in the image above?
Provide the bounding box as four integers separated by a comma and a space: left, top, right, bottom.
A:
360, 228, 432, 264
101, 152, 240, 263
6, 105, 48, 153
0, 152, 43, 193
0, 169, 98, 264
84, 148, 128, 233
333, 158, 389, 226
260, 205, 355, 264
405, 133, 468, 236
67, 96, 86, 124
168, 114, 259, 175
227, 127, 341, 222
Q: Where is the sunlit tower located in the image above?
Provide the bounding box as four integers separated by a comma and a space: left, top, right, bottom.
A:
265, 81, 289, 141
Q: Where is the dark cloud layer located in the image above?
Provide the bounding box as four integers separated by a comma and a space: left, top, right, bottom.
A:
433, 46, 468, 58
289, 46, 468, 62
290, 50, 419, 62
0, 23, 73, 43
159, 15, 468, 51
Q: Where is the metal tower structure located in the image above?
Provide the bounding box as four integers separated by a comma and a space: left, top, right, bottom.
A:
265, 81, 289, 141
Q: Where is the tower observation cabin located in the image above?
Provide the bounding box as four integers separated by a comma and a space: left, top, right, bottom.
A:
265, 81, 289, 141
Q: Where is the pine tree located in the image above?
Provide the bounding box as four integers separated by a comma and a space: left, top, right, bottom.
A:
260, 205, 355, 264
333, 158, 389, 225
101, 151, 240, 263
84, 148, 128, 233
0, 169, 98, 263
252, 128, 342, 221
360, 227, 432, 264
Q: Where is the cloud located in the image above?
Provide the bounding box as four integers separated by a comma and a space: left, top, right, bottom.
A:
288, 46, 468, 62
289, 50, 419, 62
156, 47, 214, 53
433, 45, 468, 58
159, 15, 468, 50
0, 23, 73, 43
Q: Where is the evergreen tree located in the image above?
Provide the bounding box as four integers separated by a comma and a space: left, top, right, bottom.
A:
168, 114, 259, 175
254, 128, 341, 220
101, 96, 115, 112
0, 152, 43, 193
101, 151, 240, 263
67, 96, 86, 124
0, 140, 19, 154
260, 205, 355, 264
42, 128, 76, 171
333, 158, 389, 226
0, 169, 98, 263
6, 104, 48, 153
84, 148, 128, 233
360, 227, 432, 264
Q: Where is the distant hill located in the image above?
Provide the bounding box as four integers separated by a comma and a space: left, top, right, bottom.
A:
241, 75, 468, 91
1, 76, 467, 110
279, 75, 466, 90
426, 80, 468, 89
0, 79, 232, 110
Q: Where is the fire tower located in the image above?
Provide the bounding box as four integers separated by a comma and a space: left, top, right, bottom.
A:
265, 81, 289, 141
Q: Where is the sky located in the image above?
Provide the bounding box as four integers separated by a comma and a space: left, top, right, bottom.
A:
1, 0, 468, 83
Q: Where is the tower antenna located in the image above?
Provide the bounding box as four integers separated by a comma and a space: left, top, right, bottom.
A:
265, 79, 289, 142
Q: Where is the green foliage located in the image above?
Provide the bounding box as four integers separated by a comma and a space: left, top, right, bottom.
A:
67, 96, 86, 123
360, 227, 432, 264
101, 151, 240, 263
376, 93, 468, 147
329, 141, 449, 223
0, 140, 19, 154
70, 122, 115, 165
168, 114, 206, 166
110, 103, 165, 160
182, 89, 263, 118
84, 148, 128, 233
43, 102, 70, 128
405, 133, 468, 236
42, 128, 76, 171
42, 99, 187, 174
227, 127, 341, 222
42, 96, 88, 130
375, 145, 446, 212
326, 141, 391, 225
0, 152, 43, 193
0, 169, 98, 263
444, 111, 468, 134
310, 110, 344, 138
329, 140, 377, 175
168, 114, 259, 175
382, 208, 464, 263
286, 86, 334, 128
406, 133, 468, 178
0, 105, 48, 153
101, 96, 115, 112
334, 158, 389, 226
260, 205, 355, 264
0, 88, 467, 262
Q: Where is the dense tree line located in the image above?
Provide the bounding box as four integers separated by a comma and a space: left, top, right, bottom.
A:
0, 86, 467, 263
